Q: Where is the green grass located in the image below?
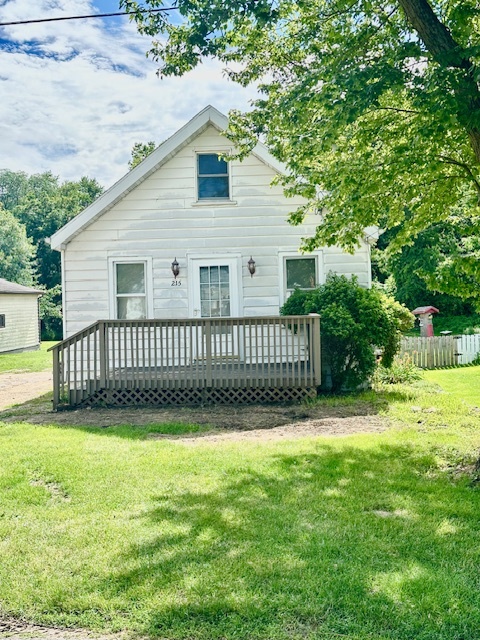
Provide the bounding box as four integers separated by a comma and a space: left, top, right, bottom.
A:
0, 341, 56, 373
424, 367, 480, 406
0, 369, 480, 639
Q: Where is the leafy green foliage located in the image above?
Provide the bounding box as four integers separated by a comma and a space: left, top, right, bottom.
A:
374, 354, 423, 385
128, 141, 156, 169
404, 313, 480, 336
374, 220, 479, 313
10, 173, 103, 290
0, 206, 35, 285
0, 170, 103, 339
123, 0, 480, 305
38, 285, 63, 341
281, 274, 414, 391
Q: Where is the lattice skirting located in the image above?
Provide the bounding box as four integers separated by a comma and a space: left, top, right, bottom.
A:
77, 385, 317, 407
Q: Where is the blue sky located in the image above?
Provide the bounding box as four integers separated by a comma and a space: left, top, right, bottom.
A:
0, 0, 257, 186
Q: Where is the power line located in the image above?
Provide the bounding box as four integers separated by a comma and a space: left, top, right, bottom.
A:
0, 7, 176, 28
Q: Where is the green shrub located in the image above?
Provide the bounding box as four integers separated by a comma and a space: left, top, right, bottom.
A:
374, 354, 423, 385
281, 274, 414, 392
39, 284, 63, 341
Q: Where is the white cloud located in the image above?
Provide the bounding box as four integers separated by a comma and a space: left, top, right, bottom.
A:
0, 0, 257, 186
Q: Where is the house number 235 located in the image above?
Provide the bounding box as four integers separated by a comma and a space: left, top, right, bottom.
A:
171, 280, 182, 286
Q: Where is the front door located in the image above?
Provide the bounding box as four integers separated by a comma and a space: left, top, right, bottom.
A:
190, 257, 241, 360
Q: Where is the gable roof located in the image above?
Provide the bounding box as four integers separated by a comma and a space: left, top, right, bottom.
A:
0, 278, 42, 295
50, 105, 286, 250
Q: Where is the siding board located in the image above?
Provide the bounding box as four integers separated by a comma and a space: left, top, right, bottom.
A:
0, 294, 40, 353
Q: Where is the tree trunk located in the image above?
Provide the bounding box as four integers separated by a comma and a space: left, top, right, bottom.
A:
397, 0, 466, 67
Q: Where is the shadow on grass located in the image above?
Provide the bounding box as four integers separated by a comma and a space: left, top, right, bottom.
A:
95, 443, 480, 640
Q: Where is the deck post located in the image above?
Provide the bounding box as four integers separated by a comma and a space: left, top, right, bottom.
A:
99, 321, 107, 387
204, 320, 213, 386
52, 346, 60, 410
308, 313, 322, 387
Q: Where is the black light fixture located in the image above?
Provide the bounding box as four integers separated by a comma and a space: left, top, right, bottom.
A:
171, 257, 180, 279
247, 256, 256, 277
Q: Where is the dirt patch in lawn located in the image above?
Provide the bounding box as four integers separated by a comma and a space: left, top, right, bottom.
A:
0, 379, 390, 441
0, 617, 122, 640
0, 370, 53, 411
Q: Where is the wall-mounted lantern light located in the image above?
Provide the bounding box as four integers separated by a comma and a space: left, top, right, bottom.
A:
171, 257, 180, 279
247, 256, 256, 277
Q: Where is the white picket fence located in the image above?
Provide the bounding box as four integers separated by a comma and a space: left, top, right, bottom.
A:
399, 334, 480, 369
456, 334, 480, 365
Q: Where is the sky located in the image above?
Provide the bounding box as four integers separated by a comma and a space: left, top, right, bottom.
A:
0, 0, 257, 187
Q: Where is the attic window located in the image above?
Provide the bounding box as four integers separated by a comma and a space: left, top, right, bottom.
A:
197, 153, 229, 200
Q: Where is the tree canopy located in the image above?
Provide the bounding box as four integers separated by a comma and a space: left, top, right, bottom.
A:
0, 171, 103, 291
0, 205, 35, 286
0, 170, 103, 338
373, 222, 477, 314
122, 0, 480, 305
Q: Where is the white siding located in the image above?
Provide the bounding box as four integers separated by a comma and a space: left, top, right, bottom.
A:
62, 125, 371, 337
0, 294, 40, 353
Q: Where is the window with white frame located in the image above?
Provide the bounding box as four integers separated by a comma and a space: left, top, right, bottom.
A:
114, 262, 147, 319
197, 153, 229, 200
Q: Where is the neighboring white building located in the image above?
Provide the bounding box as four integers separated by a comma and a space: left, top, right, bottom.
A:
50, 106, 374, 338
0, 279, 42, 354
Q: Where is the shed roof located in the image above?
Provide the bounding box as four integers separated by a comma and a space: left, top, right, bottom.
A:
49, 105, 287, 251
0, 278, 42, 295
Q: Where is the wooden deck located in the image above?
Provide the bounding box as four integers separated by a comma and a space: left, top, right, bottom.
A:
51, 316, 321, 408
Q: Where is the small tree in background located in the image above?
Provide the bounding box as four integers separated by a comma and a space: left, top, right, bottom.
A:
281, 274, 414, 392
129, 142, 156, 170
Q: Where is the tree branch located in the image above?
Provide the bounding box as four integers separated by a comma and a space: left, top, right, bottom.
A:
438, 155, 480, 196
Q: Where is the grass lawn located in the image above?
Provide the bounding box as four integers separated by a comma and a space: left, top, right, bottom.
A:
0, 341, 56, 373
0, 368, 479, 639
425, 367, 480, 406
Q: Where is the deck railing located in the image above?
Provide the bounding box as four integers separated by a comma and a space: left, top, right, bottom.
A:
50, 315, 321, 408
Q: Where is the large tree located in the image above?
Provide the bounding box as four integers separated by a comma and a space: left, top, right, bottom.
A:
122, 0, 480, 305
0, 170, 103, 338
0, 205, 35, 285
0, 171, 103, 290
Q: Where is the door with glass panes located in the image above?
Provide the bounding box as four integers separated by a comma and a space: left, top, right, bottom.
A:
190, 258, 241, 360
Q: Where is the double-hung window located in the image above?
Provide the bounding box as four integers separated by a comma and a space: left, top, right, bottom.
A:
197, 153, 229, 200
114, 262, 147, 320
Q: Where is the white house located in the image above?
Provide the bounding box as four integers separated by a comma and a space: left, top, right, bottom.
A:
0, 279, 42, 354
50, 105, 373, 338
